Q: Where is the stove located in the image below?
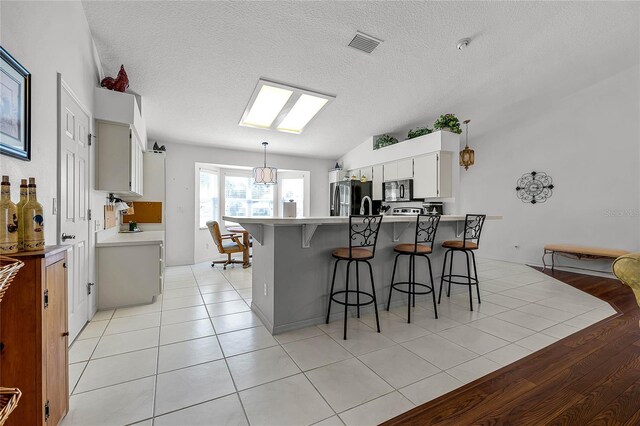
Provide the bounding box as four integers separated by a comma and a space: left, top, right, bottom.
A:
392, 207, 422, 216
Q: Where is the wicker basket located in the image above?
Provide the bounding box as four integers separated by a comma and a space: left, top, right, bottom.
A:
0, 388, 21, 426
0, 257, 24, 425
0, 256, 23, 305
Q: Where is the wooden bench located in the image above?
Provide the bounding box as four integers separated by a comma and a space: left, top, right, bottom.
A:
543, 244, 630, 271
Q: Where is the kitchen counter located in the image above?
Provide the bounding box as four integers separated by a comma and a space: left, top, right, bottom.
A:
96, 229, 165, 247
96, 228, 165, 309
224, 215, 502, 334
223, 215, 501, 225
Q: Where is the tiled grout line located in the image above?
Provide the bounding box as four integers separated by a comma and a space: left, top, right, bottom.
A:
147, 277, 168, 426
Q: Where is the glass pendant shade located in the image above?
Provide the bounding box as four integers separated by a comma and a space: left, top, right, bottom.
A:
459, 119, 474, 170
253, 141, 278, 185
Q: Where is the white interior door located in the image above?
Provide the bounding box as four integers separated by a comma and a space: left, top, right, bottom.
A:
58, 76, 91, 343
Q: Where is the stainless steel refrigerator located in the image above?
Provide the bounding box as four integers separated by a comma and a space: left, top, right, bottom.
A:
329, 181, 373, 216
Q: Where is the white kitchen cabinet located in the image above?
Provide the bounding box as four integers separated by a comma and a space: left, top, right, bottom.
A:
372, 164, 383, 200
383, 162, 398, 182
397, 158, 414, 180
328, 170, 342, 184
96, 120, 145, 196
413, 151, 453, 198
96, 231, 164, 309
383, 159, 413, 182
358, 166, 373, 181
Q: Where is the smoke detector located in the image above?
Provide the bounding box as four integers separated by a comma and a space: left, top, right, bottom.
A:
457, 38, 471, 51
348, 31, 383, 54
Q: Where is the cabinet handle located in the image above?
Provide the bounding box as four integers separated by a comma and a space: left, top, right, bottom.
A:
62, 332, 69, 337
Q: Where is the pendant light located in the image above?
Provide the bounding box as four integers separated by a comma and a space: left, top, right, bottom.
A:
459, 119, 475, 170
253, 141, 278, 184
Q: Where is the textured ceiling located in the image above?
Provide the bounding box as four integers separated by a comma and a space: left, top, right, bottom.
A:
82, 1, 638, 159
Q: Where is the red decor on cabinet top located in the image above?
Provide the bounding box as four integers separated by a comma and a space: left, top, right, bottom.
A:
100, 65, 129, 92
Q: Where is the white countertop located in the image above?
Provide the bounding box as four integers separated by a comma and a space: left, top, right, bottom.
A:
96, 230, 165, 247
223, 215, 502, 226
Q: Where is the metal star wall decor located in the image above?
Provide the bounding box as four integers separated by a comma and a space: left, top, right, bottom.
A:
515, 171, 554, 204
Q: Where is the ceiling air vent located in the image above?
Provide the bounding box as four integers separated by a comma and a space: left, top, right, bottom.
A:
348, 32, 382, 54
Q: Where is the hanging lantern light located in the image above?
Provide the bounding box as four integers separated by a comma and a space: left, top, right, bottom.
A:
253, 142, 278, 184
459, 119, 474, 170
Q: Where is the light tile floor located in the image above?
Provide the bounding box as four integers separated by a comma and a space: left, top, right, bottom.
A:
63, 259, 616, 426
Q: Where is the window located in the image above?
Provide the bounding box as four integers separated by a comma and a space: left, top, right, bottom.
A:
280, 177, 305, 217
199, 169, 219, 228
224, 175, 274, 225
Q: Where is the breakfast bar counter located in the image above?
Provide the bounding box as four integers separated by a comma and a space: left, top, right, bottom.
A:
223, 215, 501, 334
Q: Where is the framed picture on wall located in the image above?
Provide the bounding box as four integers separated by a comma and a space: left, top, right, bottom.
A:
0, 45, 30, 161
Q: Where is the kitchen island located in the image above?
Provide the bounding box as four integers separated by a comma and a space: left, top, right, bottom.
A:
223, 215, 501, 334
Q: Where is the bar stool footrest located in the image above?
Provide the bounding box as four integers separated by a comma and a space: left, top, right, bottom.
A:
330, 290, 375, 307
440, 274, 479, 286
390, 281, 435, 296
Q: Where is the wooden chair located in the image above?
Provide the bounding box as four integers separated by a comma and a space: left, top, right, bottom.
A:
206, 221, 249, 269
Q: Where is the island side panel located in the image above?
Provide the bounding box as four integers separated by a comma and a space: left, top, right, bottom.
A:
269, 221, 467, 334
250, 225, 276, 332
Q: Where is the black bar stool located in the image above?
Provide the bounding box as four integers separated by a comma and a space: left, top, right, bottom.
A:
326, 215, 383, 340
386, 214, 441, 323
438, 214, 486, 311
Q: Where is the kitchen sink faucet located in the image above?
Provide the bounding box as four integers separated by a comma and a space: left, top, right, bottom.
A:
360, 196, 373, 215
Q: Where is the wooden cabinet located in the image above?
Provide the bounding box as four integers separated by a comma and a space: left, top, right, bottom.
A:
413, 151, 453, 198
96, 120, 144, 196
372, 164, 384, 201
0, 247, 69, 426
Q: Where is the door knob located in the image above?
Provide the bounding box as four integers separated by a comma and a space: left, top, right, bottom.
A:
61, 233, 76, 241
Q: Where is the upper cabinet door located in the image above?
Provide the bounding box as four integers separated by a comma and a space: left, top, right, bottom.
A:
413, 151, 453, 198
372, 164, 383, 200
396, 158, 414, 180
358, 166, 373, 182
383, 162, 397, 182
96, 120, 144, 196
413, 153, 439, 198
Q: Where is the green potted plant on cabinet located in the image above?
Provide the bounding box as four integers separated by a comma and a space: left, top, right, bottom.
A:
434, 113, 462, 134
407, 127, 433, 139
373, 134, 399, 150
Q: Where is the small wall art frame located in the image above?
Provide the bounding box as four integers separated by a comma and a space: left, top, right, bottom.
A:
515, 171, 554, 204
0, 46, 31, 161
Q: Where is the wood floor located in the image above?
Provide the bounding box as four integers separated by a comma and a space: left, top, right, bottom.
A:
382, 268, 640, 426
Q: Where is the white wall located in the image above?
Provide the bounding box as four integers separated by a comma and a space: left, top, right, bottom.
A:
458, 65, 640, 272
0, 0, 101, 245
164, 142, 334, 266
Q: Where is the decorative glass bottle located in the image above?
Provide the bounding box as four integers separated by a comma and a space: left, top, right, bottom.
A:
23, 177, 45, 251
0, 176, 19, 254
16, 179, 28, 251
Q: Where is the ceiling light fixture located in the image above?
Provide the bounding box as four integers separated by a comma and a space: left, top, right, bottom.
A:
253, 142, 277, 185
457, 38, 471, 51
239, 79, 335, 134
459, 119, 475, 170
